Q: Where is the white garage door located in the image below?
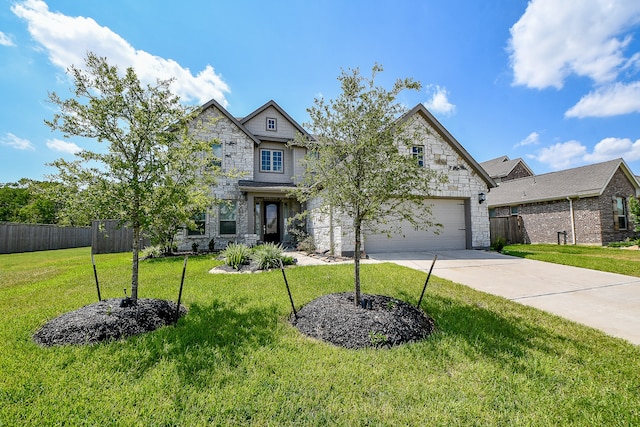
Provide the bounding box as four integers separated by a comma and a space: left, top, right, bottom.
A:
364, 199, 467, 253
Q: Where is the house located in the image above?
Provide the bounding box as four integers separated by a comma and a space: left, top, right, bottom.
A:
486, 158, 640, 245
480, 156, 534, 183
180, 99, 309, 252
178, 100, 495, 254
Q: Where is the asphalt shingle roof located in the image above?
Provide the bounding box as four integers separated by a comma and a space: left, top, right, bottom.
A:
487, 158, 632, 207
480, 156, 532, 179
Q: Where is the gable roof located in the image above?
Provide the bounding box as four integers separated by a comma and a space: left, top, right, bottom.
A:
487, 158, 640, 207
480, 155, 534, 179
198, 98, 261, 145
240, 99, 312, 140
400, 104, 496, 188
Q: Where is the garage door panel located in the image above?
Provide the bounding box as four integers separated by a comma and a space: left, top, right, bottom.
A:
364, 199, 466, 252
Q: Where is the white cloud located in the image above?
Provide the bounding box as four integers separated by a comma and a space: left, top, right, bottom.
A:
46, 138, 81, 154
0, 31, 15, 47
11, 0, 230, 106
565, 81, 640, 117
423, 85, 456, 116
515, 131, 540, 148
509, 0, 640, 89
1, 133, 35, 150
533, 141, 587, 170
530, 136, 640, 170
583, 137, 640, 162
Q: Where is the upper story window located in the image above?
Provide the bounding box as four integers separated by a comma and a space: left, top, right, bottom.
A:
211, 142, 222, 167
260, 149, 283, 173
614, 197, 627, 230
266, 117, 277, 132
412, 145, 424, 167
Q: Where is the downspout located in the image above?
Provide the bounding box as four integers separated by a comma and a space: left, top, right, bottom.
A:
329, 204, 334, 256
567, 197, 577, 245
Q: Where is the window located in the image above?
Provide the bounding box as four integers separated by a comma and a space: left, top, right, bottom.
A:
510, 206, 518, 216
188, 212, 206, 235
266, 117, 277, 131
211, 142, 222, 167
219, 201, 237, 235
260, 149, 283, 172
489, 208, 497, 218
254, 202, 261, 234
614, 197, 627, 230
412, 145, 424, 167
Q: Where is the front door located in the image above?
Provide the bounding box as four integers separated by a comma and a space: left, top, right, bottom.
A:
263, 202, 280, 243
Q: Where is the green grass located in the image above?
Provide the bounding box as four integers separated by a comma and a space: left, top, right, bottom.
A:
1, 248, 639, 426
502, 243, 640, 277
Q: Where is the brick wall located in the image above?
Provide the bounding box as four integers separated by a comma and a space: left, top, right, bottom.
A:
505, 162, 533, 181
497, 168, 637, 245
599, 168, 637, 244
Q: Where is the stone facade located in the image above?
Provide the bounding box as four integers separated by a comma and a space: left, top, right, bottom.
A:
177, 100, 493, 254
177, 104, 258, 251
310, 106, 493, 255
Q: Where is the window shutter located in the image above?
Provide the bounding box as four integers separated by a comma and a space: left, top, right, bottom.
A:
613, 199, 619, 231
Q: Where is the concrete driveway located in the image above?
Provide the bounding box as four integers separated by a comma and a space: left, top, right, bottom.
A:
368, 250, 640, 345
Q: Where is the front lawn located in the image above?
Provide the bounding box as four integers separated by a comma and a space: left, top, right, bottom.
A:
1, 248, 638, 425
502, 243, 640, 277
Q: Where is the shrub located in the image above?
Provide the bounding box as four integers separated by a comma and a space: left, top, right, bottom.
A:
191, 242, 199, 253
286, 213, 311, 250
208, 238, 216, 252
281, 254, 296, 266
141, 245, 163, 259
491, 237, 506, 252
607, 239, 638, 248
297, 235, 316, 254
220, 243, 252, 270
253, 243, 286, 270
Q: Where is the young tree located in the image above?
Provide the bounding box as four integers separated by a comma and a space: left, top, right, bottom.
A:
46, 52, 217, 301
293, 64, 445, 306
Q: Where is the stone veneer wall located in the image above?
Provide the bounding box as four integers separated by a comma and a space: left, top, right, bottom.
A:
176, 105, 258, 251
405, 114, 491, 249
309, 113, 492, 255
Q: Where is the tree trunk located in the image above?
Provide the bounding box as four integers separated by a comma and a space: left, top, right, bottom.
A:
131, 224, 140, 301
354, 220, 362, 307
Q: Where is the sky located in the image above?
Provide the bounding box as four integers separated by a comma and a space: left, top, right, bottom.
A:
1, 0, 640, 183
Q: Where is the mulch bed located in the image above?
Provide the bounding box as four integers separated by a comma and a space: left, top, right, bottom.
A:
33, 298, 187, 346
32, 292, 434, 350
292, 292, 435, 349
209, 260, 262, 274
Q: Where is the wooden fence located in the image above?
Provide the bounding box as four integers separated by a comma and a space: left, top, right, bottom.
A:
0, 222, 91, 254
489, 216, 524, 245
92, 220, 150, 254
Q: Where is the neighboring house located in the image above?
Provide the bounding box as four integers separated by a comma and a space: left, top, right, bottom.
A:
480, 155, 534, 183
486, 158, 640, 245
179, 100, 495, 254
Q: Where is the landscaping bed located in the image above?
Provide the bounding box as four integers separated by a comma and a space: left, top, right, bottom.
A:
292, 292, 434, 348
33, 298, 187, 346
